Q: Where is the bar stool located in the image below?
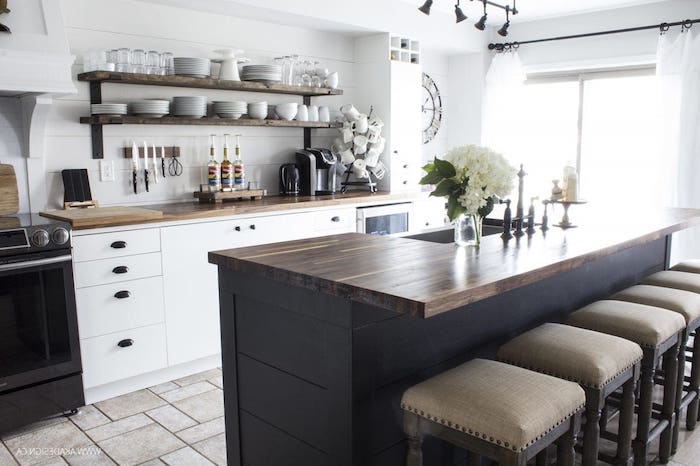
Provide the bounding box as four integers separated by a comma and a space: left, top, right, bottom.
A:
567, 300, 686, 466
401, 359, 585, 466
611, 285, 700, 439
497, 323, 642, 466
643, 270, 700, 294
670, 260, 700, 274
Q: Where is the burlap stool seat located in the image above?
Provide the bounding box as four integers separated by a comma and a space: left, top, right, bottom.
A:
612, 284, 700, 444
497, 323, 642, 466
568, 300, 685, 466
642, 270, 700, 294
401, 359, 584, 466
671, 260, 700, 275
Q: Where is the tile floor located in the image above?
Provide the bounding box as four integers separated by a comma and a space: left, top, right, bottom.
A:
1, 366, 700, 465
0, 368, 225, 466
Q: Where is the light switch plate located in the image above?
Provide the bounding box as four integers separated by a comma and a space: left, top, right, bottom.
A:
99, 160, 115, 182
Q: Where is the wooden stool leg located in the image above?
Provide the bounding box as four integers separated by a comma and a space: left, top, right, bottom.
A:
659, 340, 680, 463
616, 375, 637, 466
688, 332, 700, 430
672, 334, 687, 453
582, 392, 602, 466
557, 413, 579, 466
634, 363, 655, 466
536, 449, 548, 466
404, 412, 424, 466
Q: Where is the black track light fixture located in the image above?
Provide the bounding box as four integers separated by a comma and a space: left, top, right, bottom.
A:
497, 5, 510, 36
474, 0, 487, 30
454, 1, 467, 23
418, 0, 433, 15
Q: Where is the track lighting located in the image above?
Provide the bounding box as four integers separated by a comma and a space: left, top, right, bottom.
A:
418, 0, 433, 15
475, 14, 487, 30
497, 5, 510, 36
454, 1, 467, 23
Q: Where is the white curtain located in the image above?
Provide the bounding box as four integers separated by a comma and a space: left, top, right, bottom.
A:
482, 51, 526, 155
657, 30, 700, 263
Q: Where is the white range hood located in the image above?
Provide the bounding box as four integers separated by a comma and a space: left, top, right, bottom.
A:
0, 0, 75, 96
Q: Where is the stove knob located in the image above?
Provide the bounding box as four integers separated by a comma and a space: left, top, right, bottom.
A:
52, 228, 70, 245
32, 229, 50, 247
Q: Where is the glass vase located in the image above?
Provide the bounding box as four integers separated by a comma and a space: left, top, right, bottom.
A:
454, 214, 483, 247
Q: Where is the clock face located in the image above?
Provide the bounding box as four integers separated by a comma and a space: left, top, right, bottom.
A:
422, 72, 442, 145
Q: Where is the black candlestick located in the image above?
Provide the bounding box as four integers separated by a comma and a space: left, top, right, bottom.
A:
541, 200, 550, 231
514, 165, 526, 238
526, 197, 537, 235
500, 199, 512, 240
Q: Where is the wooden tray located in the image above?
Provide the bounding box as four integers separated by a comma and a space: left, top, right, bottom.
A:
194, 189, 264, 203
40, 206, 163, 228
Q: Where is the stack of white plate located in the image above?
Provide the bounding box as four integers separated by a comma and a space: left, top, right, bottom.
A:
213, 101, 246, 119
91, 103, 127, 116
241, 65, 282, 83
173, 96, 208, 118
130, 100, 170, 118
173, 57, 211, 78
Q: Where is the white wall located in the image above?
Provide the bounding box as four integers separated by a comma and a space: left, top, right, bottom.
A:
0, 98, 29, 213
420, 52, 449, 164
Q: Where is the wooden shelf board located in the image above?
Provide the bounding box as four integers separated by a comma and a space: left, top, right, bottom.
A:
78, 71, 343, 97
80, 115, 340, 128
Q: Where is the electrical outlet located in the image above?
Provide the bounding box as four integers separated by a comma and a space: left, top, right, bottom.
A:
100, 160, 115, 182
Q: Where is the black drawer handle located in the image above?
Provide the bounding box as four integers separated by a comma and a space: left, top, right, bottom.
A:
111, 241, 127, 249
114, 290, 131, 299
235, 226, 241, 231
249, 224, 256, 230
117, 339, 134, 348
403, 164, 409, 169
112, 266, 129, 274
331, 216, 340, 223
403, 180, 408, 185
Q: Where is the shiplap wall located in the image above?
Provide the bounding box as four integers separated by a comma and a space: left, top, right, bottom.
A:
420, 52, 449, 165
0, 98, 29, 212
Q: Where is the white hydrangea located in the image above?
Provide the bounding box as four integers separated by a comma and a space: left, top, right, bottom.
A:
445, 145, 516, 215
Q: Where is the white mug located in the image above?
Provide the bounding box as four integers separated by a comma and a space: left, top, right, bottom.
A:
319, 106, 330, 122
353, 135, 368, 155
355, 114, 368, 134
340, 126, 354, 143
331, 139, 351, 155
325, 72, 339, 89
339, 148, 355, 165
369, 115, 384, 129
352, 159, 369, 179
308, 105, 319, 122
370, 161, 387, 180
367, 125, 382, 143
370, 136, 386, 154
364, 148, 381, 167
297, 104, 309, 122
340, 104, 361, 122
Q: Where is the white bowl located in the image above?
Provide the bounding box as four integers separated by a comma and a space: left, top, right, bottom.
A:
275, 103, 298, 121
248, 109, 267, 120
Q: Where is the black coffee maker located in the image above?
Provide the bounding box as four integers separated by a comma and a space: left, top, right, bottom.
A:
279, 163, 300, 196
295, 149, 337, 195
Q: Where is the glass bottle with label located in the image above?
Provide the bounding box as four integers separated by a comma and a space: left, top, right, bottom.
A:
221, 134, 234, 192
233, 134, 245, 189
207, 134, 221, 191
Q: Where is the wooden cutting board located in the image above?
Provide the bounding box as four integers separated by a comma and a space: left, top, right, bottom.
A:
40, 206, 164, 228
0, 164, 19, 215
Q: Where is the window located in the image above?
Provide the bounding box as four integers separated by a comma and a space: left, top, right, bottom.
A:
489, 68, 664, 209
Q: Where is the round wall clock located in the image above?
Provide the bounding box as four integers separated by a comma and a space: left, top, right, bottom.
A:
421, 72, 442, 145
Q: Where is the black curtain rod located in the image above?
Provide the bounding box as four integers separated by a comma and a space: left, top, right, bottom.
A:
489, 18, 700, 51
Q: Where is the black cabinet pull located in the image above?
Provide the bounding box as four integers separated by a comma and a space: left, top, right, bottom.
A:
234, 226, 241, 231
110, 241, 127, 249
114, 290, 131, 299
117, 339, 134, 348
403, 164, 409, 169
112, 266, 129, 274
249, 224, 256, 230
331, 216, 340, 223
403, 180, 408, 185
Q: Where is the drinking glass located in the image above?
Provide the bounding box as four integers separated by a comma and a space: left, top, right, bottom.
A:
311, 61, 322, 88
117, 48, 131, 72
160, 52, 174, 75
291, 55, 302, 86
131, 49, 146, 74
106, 49, 119, 65
146, 50, 161, 75
301, 60, 313, 87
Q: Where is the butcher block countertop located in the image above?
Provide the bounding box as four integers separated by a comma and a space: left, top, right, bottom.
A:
209, 208, 700, 318
40, 191, 417, 230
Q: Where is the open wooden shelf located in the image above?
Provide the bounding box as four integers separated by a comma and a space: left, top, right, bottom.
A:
78, 71, 343, 97
80, 115, 340, 128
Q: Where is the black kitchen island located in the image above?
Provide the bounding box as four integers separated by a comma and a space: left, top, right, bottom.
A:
209, 208, 700, 466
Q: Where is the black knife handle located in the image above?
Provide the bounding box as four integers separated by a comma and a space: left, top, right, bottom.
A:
133, 171, 138, 194
144, 170, 150, 192
162, 158, 166, 178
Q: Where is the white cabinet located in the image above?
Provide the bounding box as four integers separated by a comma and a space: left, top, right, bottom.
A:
413, 197, 449, 231
355, 33, 423, 193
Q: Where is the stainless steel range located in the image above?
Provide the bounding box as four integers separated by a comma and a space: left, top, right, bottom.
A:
0, 214, 84, 434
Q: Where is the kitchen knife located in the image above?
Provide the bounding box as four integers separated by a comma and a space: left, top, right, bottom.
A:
143, 141, 150, 192
152, 144, 159, 184
132, 141, 139, 194
161, 146, 166, 178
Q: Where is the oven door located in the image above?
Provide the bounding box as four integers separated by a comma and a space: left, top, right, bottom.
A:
356, 203, 412, 235
0, 252, 82, 393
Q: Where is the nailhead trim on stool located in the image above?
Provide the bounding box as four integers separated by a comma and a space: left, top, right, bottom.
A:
567, 300, 685, 466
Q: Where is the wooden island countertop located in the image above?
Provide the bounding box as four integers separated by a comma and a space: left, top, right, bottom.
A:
209, 207, 700, 318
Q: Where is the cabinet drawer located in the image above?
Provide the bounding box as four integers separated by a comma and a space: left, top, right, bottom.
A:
76, 277, 165, 339
81, 323, 167, 388
74, 252, 162, 288
73, 229, 160, 263
313, 208, 356, 233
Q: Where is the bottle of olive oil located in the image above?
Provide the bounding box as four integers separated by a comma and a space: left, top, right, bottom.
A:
233, 134, 245, 189
221, 134, 234, 191
207, 134, 221, 191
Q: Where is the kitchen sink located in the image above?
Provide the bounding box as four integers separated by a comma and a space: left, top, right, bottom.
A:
405, 223, 502, 244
